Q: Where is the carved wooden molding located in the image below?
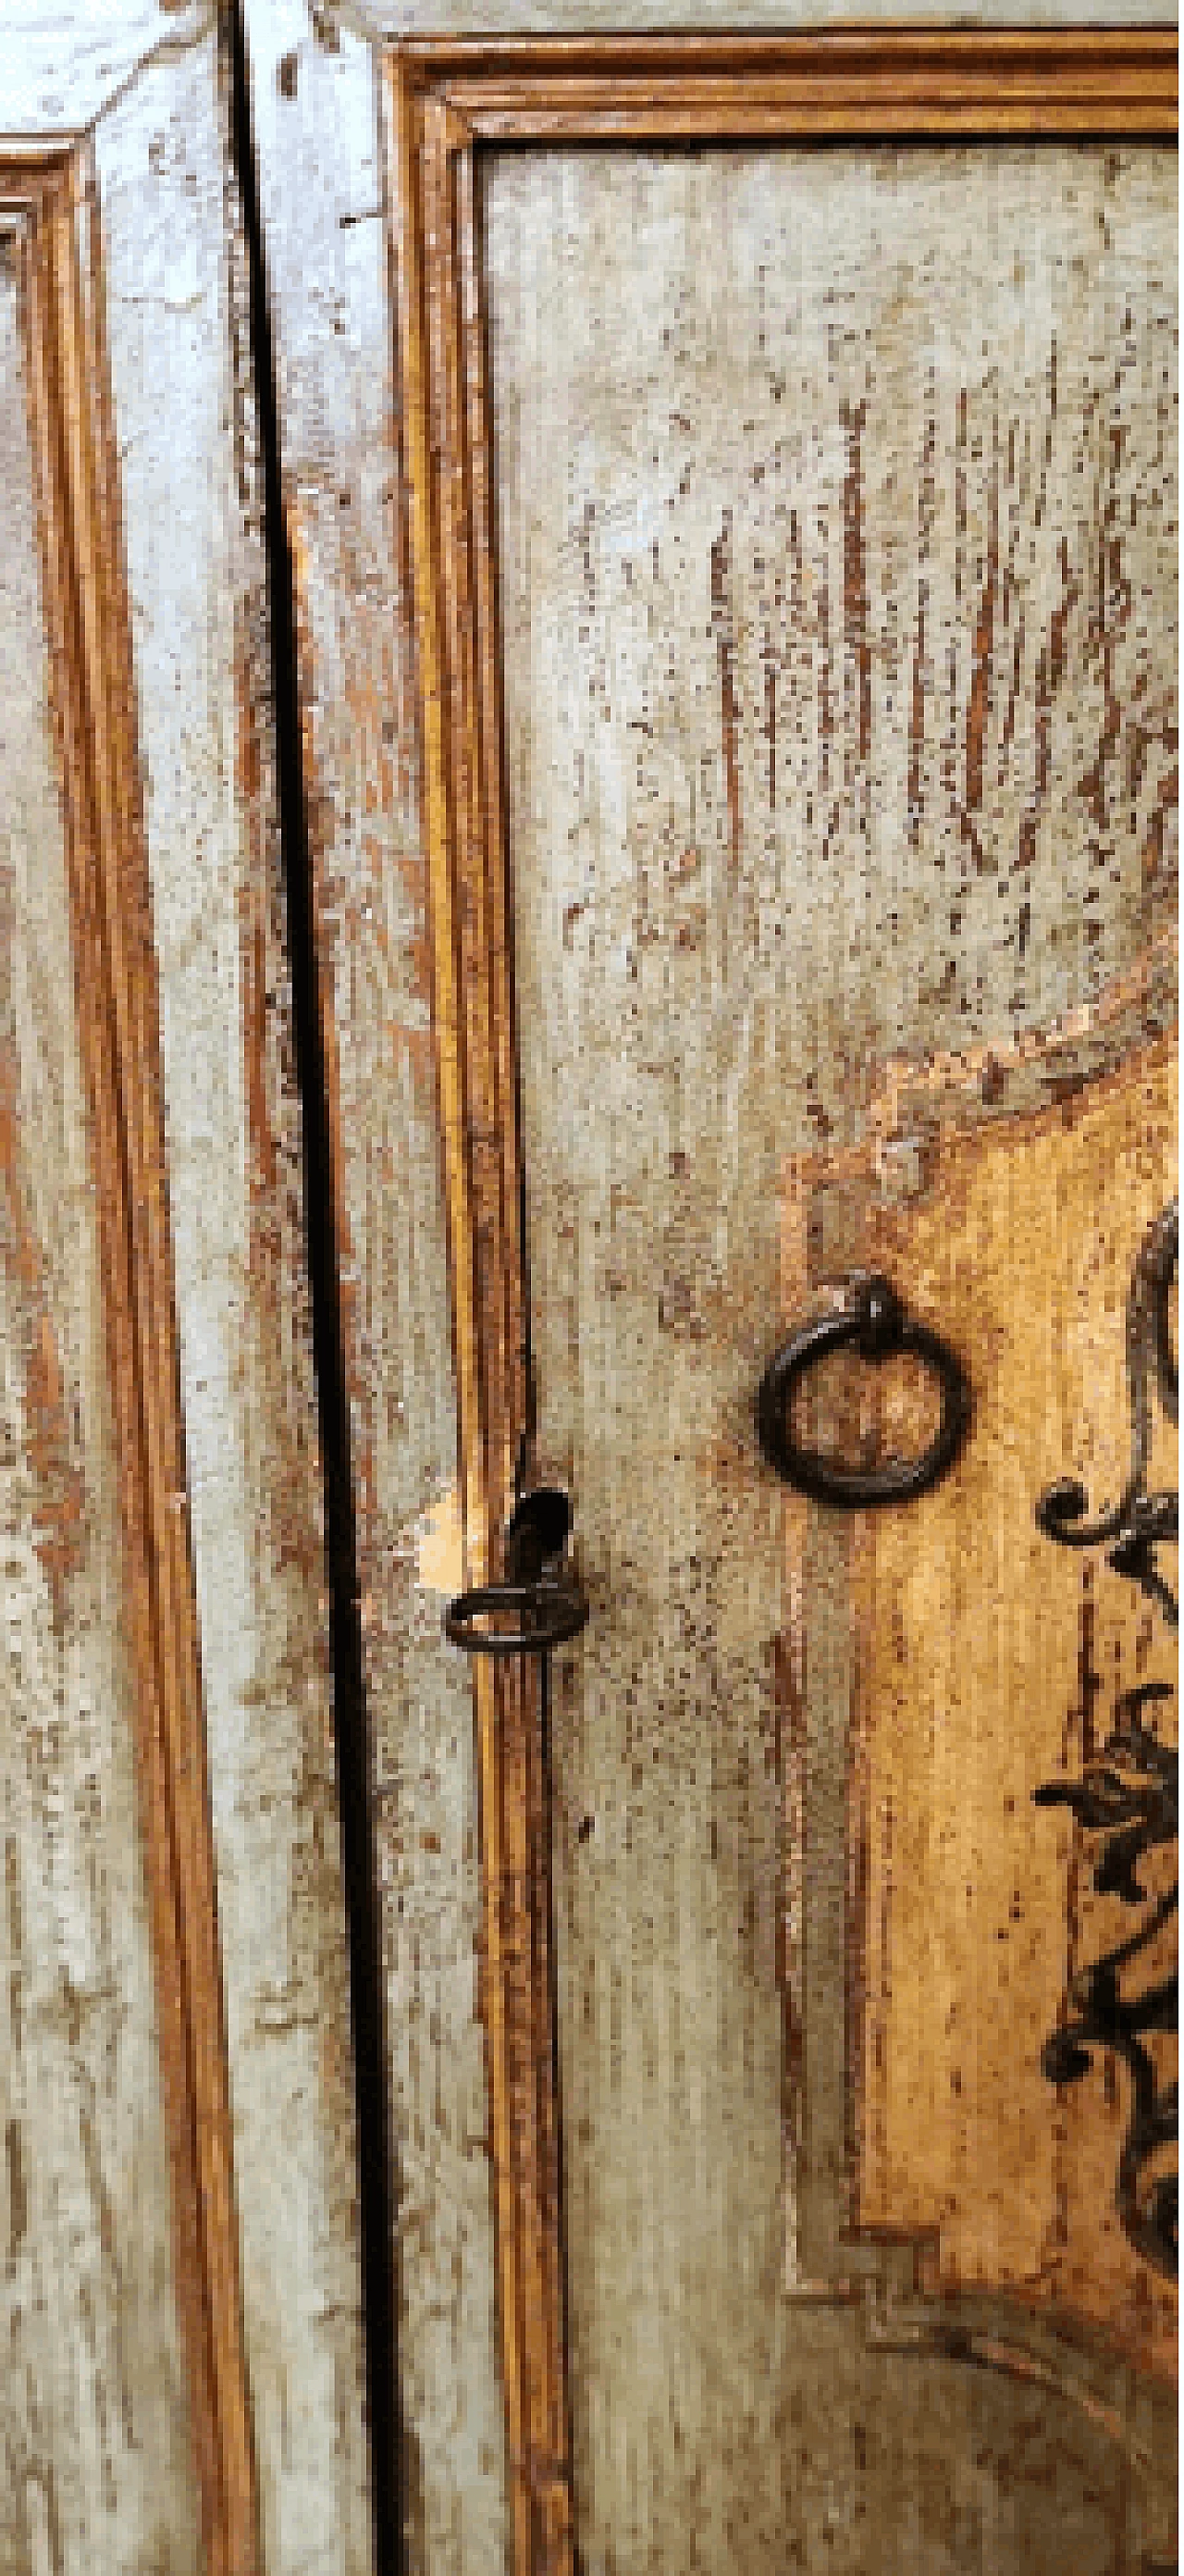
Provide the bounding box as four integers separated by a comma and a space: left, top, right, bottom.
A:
392, 29, 1177, 140
386, 36, 1177, 2576
12, 145, 261, 2576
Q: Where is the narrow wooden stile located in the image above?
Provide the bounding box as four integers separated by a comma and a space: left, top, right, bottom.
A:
422, 100, 537, 2574
19, 154, 261, 2576
390, 62, 577, 2576
389, 66, 525, 2576
449, 128, 573, 2557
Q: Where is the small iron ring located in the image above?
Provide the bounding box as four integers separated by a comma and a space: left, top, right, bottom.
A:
756, 1273, 972, 1509
443, 1579, 589, 1657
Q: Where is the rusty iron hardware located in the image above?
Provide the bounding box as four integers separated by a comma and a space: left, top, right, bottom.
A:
444, 1484, 589, 1657
1033, 1199, 1178, 2280
755, 1271, 972, 1507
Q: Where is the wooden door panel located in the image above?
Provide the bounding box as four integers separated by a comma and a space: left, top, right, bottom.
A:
393, 36, 1178, 2573
1, 21, 373, 2569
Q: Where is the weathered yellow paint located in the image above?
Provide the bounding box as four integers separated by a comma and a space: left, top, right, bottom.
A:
854, 1043, 1177, 2375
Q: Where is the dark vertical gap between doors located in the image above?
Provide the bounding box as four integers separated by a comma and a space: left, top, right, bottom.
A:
223, 13, 404, 2572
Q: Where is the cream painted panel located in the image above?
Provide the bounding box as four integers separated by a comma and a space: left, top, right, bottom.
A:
487, 143, 1176, 2572
92, 35, 372, 2576
0, 247, 201, 2576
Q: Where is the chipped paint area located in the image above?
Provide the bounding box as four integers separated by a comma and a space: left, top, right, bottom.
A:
414, 1484, 466, 1598
0, 255, 201, 2575
0, 1, 211, 134
487, 145, 1176, 2569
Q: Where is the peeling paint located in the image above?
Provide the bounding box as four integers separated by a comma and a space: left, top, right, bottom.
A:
414, 1482, 465, 1597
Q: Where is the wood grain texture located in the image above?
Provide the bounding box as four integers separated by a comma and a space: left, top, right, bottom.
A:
479, 125, 1177, 2573
90, 33, 376, 2575
243, 10, 509, 2570
15, 134, 261, 2574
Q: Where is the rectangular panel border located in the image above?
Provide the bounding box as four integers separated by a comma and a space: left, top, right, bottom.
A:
12, 145, 262, 2576
385, 37, 1178, 2576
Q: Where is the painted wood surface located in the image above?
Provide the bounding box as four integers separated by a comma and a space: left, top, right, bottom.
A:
0, 234, 203, 2576
3, 18, 377, 2570
242, 13, 509, 2572
0, 3, 210, 136
265, 1, 1178, 44
90, 34, 372, 2576
487, 140, 1177, 2571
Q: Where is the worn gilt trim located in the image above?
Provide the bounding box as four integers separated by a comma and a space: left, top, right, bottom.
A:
387, 35, 1177, 2576
395, 28, 1177, 142
388, 64, 574, 2576
15, 147, 261, 2576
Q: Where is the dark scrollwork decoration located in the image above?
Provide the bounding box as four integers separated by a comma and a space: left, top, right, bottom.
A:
1036, 1196, 1178, 1629
1033, 1201, 1178, 2281
1034, 1685, 1177, 2277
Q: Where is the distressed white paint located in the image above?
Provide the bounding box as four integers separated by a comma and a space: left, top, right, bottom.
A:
5, 6, 1173, 2570
0, 3, 211, 138
282, 0, 1175, 41
93, 33, 372, 2576
240, 8, 1178, 2565
242, 11, 508, 2571
0, 249, 202, 2576
488, 142, 1177, 2570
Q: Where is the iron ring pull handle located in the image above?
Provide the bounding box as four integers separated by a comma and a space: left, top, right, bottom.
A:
756, 1272, 972, 1508
444, 1484, 589, 1657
